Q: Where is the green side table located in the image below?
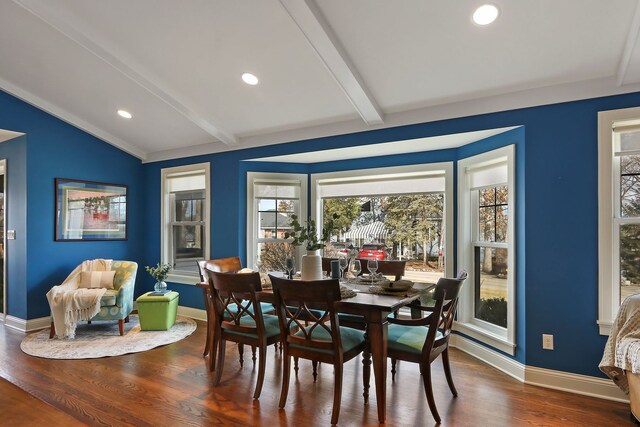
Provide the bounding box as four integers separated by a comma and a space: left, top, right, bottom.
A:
136, 291, 179, 331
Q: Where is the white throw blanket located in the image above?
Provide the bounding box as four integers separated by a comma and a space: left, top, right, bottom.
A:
46, 259, 112, 339
600, 293, 640, 394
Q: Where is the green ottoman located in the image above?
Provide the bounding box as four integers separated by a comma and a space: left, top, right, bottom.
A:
136, 291, 179, 331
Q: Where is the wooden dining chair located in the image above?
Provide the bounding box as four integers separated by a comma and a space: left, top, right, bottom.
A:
357, 259, 406, 281
386, 274, 466, 424
269, 275, 370, 426
207, 269, 280, 399
196, 258, 242, 361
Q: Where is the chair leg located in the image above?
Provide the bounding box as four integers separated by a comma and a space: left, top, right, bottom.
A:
421, 363, 441, 424
312, 360, 318, 382
209, 329, 219, 372
331, 362, 343, 426
49, 321, 55, 339
279, 353, 291, 409
391, 358, 397, 380
118, 319, 124, 336
124, 315, 130, 324
442, 348, 458, 397
214, 339, 226, 386
254, 344, 267, 399
362, 350, 371, 404
294, 357, 299, 375
238, 344, 244, 367
252, 346, 257, 364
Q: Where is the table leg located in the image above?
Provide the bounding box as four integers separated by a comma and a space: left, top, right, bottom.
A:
367, 316, 388, 423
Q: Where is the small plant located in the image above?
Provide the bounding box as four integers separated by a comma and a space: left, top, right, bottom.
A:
145, 262, 171, 282
284, 214, 337, 251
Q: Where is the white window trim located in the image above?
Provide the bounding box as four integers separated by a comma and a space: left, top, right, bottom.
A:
597, 106, 640, 335
310, 162, 454, 279
246, 172, 308, 270
456, 145, 516, 355
161, 162, 210, 285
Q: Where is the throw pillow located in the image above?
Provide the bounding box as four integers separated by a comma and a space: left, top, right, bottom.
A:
78, 270, 116, 289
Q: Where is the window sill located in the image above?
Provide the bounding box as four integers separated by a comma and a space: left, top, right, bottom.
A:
167, 272, 199, 285
454, 321, 516, 355
597, 320, 612, 336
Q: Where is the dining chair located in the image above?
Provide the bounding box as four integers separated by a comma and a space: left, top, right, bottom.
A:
269, 275, 370, 426
206, 269, 281, 399
357, 259, 406, 281
386, 273, 466, 424
196, 258, 242, 358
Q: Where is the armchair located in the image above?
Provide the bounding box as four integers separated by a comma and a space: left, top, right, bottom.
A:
48, 260, 138, 338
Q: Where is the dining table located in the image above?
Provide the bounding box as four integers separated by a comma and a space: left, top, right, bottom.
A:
260, 278, 436, 423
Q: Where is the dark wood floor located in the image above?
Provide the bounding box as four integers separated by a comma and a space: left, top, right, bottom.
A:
0, 320, 633, 426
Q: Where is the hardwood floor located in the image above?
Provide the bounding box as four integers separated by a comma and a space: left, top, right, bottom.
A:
0, 320, 634, 426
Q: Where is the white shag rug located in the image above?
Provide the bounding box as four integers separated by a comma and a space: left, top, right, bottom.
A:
20, 314, 197, 359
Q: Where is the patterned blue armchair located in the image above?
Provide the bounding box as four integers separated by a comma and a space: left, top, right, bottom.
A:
90, 261, 138, 335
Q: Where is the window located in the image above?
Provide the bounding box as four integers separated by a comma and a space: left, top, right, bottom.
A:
457, 145, 515, 354
161, 163, 210, 284
247, 172, 307, 272
598, 107, 640, 335
311, 163, 454, 281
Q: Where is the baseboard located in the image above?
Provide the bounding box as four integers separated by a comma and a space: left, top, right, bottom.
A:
525, 365, 628, 403
451, 334, 629, 403
450, 334, 525, 382
4, 315, 50, 333
177, 305, 207, 322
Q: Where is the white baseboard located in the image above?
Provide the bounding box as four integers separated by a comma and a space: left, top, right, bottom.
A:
177, 305, 207, 322
450, 334, 525, 382
525, 365, 628, 403
4, 315, 50, 332
450, 333, 629, 403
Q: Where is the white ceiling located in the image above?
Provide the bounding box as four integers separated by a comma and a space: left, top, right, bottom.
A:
1, 0, 640, 163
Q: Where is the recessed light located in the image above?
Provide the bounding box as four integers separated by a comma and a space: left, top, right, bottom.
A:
117, 109, 132, 119
242, 72, 259, 85
473, 4, 500, 26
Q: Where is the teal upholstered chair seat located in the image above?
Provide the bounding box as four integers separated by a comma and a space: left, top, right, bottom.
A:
388, 324, 443, 355
291, 325, 365, 355
100, 290, 118, 307
226, 313, 281, 340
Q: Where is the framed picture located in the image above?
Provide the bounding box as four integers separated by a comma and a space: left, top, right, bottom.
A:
55, 178, 127, 241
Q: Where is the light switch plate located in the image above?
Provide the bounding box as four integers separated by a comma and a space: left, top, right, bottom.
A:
7, 230, 15, 240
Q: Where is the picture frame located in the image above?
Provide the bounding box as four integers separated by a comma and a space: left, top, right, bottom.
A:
55, 178, 128, 241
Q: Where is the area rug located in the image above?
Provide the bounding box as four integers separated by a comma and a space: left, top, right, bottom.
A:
20, 314, 197, 359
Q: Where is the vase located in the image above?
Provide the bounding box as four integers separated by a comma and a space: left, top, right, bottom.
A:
154, 281, 167, 293
301, 250, 323, 281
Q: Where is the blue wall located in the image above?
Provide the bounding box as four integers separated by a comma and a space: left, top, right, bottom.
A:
0, 90, 143, 319
6, 85, 640, 379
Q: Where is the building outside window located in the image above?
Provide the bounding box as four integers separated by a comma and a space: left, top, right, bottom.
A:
247, 172, 306, 272
161, 163, 210, 283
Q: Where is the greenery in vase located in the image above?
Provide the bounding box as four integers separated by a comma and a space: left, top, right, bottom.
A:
284, 214, 337, 251
145, 262, 171, 282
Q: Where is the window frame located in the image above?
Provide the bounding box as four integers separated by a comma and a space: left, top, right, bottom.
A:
456, 145, 516, 355
246, 172, 308, 270
310, 162, 454, 279
160, 162, 210, 285
598, 106, 640, 335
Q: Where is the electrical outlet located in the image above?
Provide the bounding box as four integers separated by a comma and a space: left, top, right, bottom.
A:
6, 230, 15, 240
542, 334, 554, 350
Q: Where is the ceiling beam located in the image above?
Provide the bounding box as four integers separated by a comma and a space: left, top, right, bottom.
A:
12, 0, 237, 145
617, 0, 640, 86
279, 0, 384, 125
